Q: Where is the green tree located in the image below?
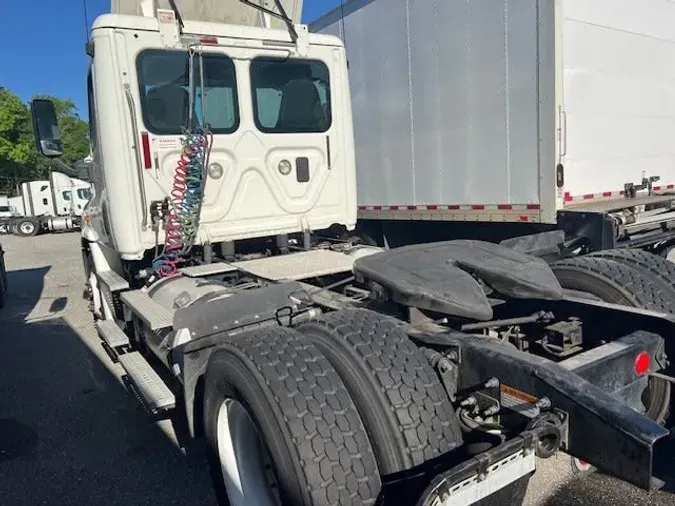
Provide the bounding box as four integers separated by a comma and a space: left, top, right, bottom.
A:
0, 89, 91, 194
0, 88, 38, 192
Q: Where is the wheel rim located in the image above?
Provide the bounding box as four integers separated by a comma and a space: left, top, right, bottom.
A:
20, 222, 34, 234
216, 399, 281, 506
642, 376, 671, 424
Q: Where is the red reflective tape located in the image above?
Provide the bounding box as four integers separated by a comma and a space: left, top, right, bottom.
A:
141, 132, 152, 169
373, 205, 382, 210
407, 205, 417, 210
497, 204, 512, 210
471, 205, 485, 210
564, 192, 572, 201
389, 205, 400, 210
669, 185, 675, 190
358, 206, 367, 210
602, 191, 612, 197
619, 190, 625, 195
526, 204, 540, 210
519, 216, 529, 222
583, 194, 594, 200
448, 205, 460, 210
426, 205, 438, 210
200, 36, 218, 45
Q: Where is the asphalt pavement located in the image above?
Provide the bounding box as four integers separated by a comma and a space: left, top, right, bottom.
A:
0, 233, 673, 506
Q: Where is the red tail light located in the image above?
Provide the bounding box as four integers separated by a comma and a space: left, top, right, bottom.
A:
634, 352, 650, 376
141, 132, 152, 169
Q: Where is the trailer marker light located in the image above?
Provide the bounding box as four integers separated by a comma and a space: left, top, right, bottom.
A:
634, 352, 650, 376
141, 132, 152, 169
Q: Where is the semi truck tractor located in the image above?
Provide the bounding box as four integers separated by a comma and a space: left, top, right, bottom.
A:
312, 0, 675, 258
30, 1, 675, 505
2, 171, 93, 236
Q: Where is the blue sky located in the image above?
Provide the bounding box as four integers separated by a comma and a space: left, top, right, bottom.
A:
0, 0, 343, 118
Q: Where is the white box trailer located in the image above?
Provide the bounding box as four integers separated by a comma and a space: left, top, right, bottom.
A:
312, 0, 675, 232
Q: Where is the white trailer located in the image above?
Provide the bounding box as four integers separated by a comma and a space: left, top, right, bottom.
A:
28, 1, 675, 504
312, 0, 675, 253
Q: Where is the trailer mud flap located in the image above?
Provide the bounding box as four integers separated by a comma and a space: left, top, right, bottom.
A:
409, 329, 671, 491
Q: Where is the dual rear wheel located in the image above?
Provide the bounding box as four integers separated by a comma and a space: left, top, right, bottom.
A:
203, 310, 475, 506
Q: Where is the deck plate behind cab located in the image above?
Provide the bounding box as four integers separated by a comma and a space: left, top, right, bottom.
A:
233, 249, 356, 281
353, 240, 563, 321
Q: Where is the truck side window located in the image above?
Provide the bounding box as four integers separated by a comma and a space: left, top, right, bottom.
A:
137, 50, 239, 135
77, 189, 92, 200
62, 191, 71, 201
250, 58, 331, 133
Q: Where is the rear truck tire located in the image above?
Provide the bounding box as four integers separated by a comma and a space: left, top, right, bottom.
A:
587, 248, 675, 295
550, 256, 672, 424
550, 256, 675, 315
16, 218, 39, 237
296, 308, 463, 475
203, 327, 382, 506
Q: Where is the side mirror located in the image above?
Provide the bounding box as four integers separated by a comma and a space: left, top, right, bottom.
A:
31, 99, 63, 158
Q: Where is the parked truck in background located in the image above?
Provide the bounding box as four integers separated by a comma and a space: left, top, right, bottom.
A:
1, 170, 93, 236
28, 1, 675, 505
0, 195, 18, 220
312, 0, 675, 258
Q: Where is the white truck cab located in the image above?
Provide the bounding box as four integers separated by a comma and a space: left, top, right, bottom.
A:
83, 8, 356, 262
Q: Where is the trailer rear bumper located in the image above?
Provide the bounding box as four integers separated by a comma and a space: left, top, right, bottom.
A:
409, 327, 672, 491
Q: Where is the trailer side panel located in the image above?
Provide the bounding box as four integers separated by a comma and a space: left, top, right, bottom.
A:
312, 0, 555, 221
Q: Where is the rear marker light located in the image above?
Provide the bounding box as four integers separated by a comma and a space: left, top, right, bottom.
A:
141, 132, 152, 169
634, 352, 651, 376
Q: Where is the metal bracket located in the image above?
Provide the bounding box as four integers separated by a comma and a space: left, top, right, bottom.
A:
295, 24, 309, 56
438, 357, 459, 403
157, 9, 180, 48
421, 346, 460, 402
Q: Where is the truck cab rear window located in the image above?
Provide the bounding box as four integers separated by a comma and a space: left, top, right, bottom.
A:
137, 50, 239, 135
250, 58, 331, 133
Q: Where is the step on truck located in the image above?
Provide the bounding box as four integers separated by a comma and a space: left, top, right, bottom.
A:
31, 1, 675, 504
312, 0, 675, 259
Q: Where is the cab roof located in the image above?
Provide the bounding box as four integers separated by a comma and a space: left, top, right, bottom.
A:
91, 14, 345, 48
